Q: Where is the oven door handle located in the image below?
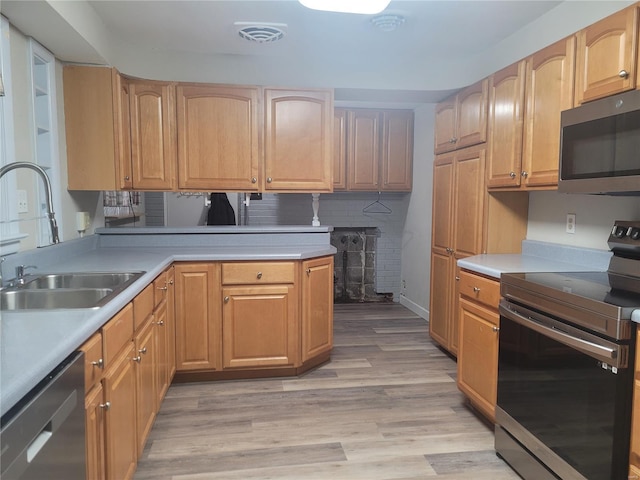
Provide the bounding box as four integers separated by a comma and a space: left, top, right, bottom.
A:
499, 301, 622, 367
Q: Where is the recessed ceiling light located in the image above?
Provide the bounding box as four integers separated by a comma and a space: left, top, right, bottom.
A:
298, 0, 391, 15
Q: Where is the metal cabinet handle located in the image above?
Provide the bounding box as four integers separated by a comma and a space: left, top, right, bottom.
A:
521, 171, 528, 178
169, 279, 174, 285
256, 272, 263, 279
132, 356, 141, 363
509, 171, 516, 178
492, 326, 500, 332
99, 401, 111, 410
455, 276, 460, 281
267, 177, 272, 183
449, 137, 457, 144
619, 69, 629, 78
156, 320, 165, 326
224, 296, 230, 304
124, 176, 130, 181
251, 177, 257, 183
157, 285, 168, 291
138, 347, 147, 355
91, 358, 104, 369
306, 268, 311, 276
473, 287, 481, 293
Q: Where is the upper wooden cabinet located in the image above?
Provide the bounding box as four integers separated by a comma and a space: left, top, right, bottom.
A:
176, 84, 260, 191
64, 66, 132, 191
434, 79, 488, 154
346, 109, 414, 192
575, 5, 639, 105
486, 61, 526, 189
333, 108, 348, 190
521, 36, 576, 189
128, 80, 177, 191
263, 88, 333, 192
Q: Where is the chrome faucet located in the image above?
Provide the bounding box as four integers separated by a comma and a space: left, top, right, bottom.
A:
0, 162, 60, 245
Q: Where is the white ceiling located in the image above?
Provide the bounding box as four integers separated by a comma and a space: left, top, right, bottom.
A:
0, 1, 631, 104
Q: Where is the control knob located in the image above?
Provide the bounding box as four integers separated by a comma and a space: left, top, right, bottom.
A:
614, 226, 627, 238
630, 227, 640, 241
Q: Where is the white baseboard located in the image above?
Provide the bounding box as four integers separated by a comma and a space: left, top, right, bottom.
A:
399, 295, 429, 321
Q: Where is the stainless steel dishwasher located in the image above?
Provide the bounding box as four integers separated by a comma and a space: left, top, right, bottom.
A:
1, 351, 86, 479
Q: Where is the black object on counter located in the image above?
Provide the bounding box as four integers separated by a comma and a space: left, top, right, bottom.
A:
206, 193, 236, 225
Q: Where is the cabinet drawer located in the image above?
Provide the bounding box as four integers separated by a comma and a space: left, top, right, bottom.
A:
80, 332, 104, 393
459, 270, 500, 309
133, 284, 154, 331
222, 262, 295, 285
102, 303, 134, 368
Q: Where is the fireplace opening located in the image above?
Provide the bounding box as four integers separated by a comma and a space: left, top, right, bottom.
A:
331, 227, 392, 303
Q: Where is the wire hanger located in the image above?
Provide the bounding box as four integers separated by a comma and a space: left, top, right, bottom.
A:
363, 192, 392, 214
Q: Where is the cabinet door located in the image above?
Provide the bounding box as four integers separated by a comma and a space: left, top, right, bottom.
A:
347, 109, 380, 190
129, 80, 176, 190
429, 251, 453, 349
333, 108, 347, 190
134, 319, 156, 457
523, 37, 575, 188
452, 146, 485, 258
456, 79, 488, 150
103, 343, 137, 480
575, 6, 638, 104
118, 76, 134, 190
85, 384, 106, 480
263, 88, 333, 192
222, 285, 298, 369
166, 266, 177, 380
434, 96, 457, 154
154, 302, 170, 405
380, 110, 413, 191
301, 257, 333, 362
176, 84, 259, 190
487, 61, 526, 188
431, 153, 454, 252
457, 297, 499, 421
174, 263, 221, 371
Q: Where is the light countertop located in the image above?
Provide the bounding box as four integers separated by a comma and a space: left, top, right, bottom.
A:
457, 254, 604, 279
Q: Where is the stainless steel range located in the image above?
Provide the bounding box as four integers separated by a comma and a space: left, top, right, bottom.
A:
496, 220, 640, 480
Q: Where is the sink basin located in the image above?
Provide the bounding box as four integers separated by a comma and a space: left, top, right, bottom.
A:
1, 271, 146, 310
0, 288, 114, 310
23, 272, 144, 290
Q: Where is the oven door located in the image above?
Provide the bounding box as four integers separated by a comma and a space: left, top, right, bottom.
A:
496, 300, 634, 480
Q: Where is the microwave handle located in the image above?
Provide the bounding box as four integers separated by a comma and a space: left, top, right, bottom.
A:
499, 301, 620, 367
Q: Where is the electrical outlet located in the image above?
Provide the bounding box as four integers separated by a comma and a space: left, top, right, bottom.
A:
566, 213, 576, 234
17, 190, 28, 214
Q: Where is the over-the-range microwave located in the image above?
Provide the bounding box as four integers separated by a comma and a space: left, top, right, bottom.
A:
559, 89, 640, 195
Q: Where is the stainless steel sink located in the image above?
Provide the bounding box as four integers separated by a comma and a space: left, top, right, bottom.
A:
0, 288, 114, 310
23, 272, 143, 290
1, 271, 146, 310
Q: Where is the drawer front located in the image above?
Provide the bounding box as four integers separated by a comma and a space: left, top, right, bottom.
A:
459, 270, 500, 309
102, 302, 134, 368
153, 269, 168, 309
133, 284, 154, 331
80, 332, 104, 392
222, 262, 295, 285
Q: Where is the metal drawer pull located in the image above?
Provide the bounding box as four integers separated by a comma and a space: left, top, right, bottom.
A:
99, 402, 111, 410
492, 326, 500, 332
267, 177, 272, 183
251, 177, 257, 183
132, 356, 141, 363
473, 287, 481, 293
521, 171, 528, 178
91, 358, 104, 369
619, 69, 629, 78
455, 276, 460, 281
157, 285, 168, 291
156, 320, 165, 326
139, 347, 147, 355
509, 171, 516, 178
306, 268, 311, 276
257, 272, 263, 279
224, 296, 230, 304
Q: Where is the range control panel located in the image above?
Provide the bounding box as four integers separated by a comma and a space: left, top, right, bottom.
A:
608, 221, 640, 253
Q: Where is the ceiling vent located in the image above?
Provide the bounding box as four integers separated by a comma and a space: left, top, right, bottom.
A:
235, 22, 287, 43
370, 14, 405, 32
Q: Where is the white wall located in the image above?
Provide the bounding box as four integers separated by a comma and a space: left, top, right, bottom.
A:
527, 192, 640, 251
399, 104, 434, 319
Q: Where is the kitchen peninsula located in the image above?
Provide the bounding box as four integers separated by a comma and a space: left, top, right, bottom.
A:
1, 226, 336, 417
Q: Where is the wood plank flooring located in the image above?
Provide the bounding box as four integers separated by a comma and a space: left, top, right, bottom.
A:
134, 303, 520, 479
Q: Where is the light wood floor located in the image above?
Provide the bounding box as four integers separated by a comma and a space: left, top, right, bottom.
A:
134, 303, 520, 479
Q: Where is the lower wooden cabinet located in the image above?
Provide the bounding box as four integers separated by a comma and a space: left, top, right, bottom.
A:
85, 383, 106, 480
456, 270, 501, 422
103, 342, 137, 480
134, 318, 156, 457
301, 256, 334, 362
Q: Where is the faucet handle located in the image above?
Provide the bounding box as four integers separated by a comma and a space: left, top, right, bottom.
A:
15, 265, 37, 278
